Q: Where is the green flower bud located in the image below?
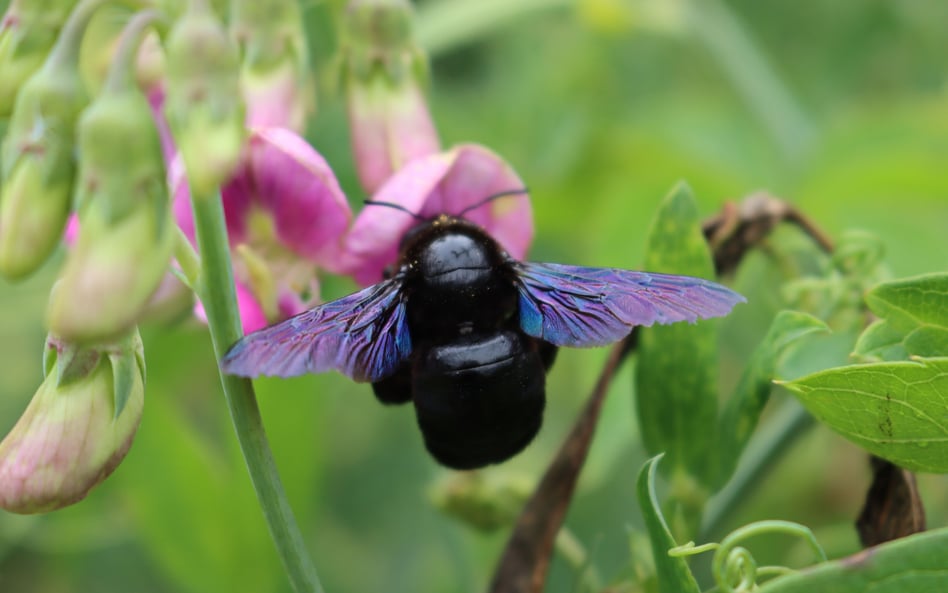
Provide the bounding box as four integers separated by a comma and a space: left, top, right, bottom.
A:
0, 158, 74, 278
0, 0, 105, 280
47, 10, 175, 343
165, 0, 245, 197
0, 0, 76, 116
0, 330, 145, 514
429, 471, 533, 532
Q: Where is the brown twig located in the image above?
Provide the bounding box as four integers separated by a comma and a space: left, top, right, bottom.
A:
488, 343, 626, 593
702, 192, 836, 273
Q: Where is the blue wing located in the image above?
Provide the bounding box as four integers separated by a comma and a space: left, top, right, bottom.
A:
220, 279, 411, 382
513, 262, 745, 347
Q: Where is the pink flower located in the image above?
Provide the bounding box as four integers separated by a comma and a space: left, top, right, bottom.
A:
343, 143, 533, 286
347, 75, 440, 195
342, 0, 440, 194
230, 0, 312, 132
172, 127, 351, 332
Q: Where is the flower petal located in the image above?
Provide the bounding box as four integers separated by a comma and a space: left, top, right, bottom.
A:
245, 127, 352, 265
193, 280, 269, 334
343, 144, 533, 285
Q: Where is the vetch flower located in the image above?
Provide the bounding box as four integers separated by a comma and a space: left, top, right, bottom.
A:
230, 0, 312, 131
0, 0, 75, 116
47, 10, 175, 343
172, 127, 352, 332
0, 330, 145, 514
343, 143, 533, 285
342, 0, 440, 195
164, 0, 245, 198
0, 0, 103, 280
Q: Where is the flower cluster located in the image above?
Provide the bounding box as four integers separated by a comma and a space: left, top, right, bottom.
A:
0, 0, 533, 513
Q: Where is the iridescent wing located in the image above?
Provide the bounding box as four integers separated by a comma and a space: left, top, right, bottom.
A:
513, 262, 745, 347
220, 279, 411, 382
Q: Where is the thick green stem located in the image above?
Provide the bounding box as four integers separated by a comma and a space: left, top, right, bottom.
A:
190, 190, 323, 593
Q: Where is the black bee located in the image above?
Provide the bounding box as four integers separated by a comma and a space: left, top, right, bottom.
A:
221, 196, 744, 469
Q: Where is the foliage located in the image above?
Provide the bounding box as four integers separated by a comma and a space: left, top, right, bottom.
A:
1, 0, 947, 592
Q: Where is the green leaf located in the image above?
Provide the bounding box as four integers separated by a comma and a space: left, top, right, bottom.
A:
757, 528, 948, 593
782, 357, 948, 473
715, 311, 828, 486
903, 326, 948, 358
852, 320, 908, 362
54, 344, 101, 386
636, 182, 719, 491
855, 273, 948, 361
635, 455, 701, 593
866, 273, 948, 332
109, 352, 136, 419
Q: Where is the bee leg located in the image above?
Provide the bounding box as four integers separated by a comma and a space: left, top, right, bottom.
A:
372, 364, 413, 405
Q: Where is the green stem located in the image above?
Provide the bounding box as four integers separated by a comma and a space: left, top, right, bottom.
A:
190, 190, 323, 593
103, 9, 163, 95
44, 0, 108, 73
700, 400, 814, 540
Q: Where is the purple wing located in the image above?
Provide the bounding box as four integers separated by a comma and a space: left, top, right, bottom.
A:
513, 262, 745, 347
220, 279, 411, 382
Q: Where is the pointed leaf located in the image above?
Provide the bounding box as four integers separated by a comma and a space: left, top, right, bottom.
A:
636, 182, 720, 490
54, 344, 100, 386
635, 455, 700, 593
109, 352, 136, 419
903, 326, 948, 358
852, 320, 908, 363
866, 273, 948, 332
757, 528, 948, 593
854, 274, 948, 361
715, 311, 828, 486
783, 357, 948, 473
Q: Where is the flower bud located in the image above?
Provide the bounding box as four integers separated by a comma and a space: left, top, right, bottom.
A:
342, 0, 440, 194
230, 0, 312, 131
429, 471, 533, 532
0, 330, 145, 514
164, 0, 245, 197
0, 0, 75, 115
0, 0, 104, 280
47, 11, 175, 343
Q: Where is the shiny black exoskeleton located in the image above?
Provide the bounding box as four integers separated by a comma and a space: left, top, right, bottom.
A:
371, 215, 556, 469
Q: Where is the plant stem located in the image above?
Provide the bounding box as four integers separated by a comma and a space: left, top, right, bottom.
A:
190, 190, 323, 593
700, 400, 814, 540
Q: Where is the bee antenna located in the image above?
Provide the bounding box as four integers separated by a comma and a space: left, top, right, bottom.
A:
362, 199, 426, 221
457, 188, 530, 217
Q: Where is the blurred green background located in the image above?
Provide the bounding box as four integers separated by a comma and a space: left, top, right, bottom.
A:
1, 0, 947, 591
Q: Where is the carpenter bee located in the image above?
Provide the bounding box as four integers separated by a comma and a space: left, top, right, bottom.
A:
221, 192, 745, 469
